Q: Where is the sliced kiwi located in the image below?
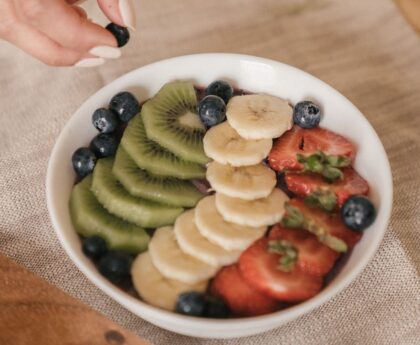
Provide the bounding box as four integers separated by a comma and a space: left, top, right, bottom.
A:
142, 81, 209, 164
113, 147, 204, 207
91, 158, 183, 228
70, 176, 149, 254
121, 113, 205, 179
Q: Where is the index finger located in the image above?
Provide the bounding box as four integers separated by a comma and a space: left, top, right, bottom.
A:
31, 1, 118, 54
97, 0, 136, 30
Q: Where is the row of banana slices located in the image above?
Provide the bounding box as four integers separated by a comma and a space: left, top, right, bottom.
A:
131, 94, 294, 311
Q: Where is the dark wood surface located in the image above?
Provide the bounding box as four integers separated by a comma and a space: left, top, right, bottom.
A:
0, 254, 151, 345
396, 0, 420, 32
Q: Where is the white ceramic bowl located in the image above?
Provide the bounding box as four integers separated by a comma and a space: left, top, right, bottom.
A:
46, 53, 393, 339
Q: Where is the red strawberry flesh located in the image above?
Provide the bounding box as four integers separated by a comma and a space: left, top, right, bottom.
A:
269, 225, 339, 276
268, 126, 304, 171
238, 238, 323, 302
285, 167, 369, 206
210, 265, 279, 317
288, 199, 362, 248
268, 126, 355, 172
303, 127, 355, 159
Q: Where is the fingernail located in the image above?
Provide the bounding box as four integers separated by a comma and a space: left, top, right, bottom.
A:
119, 0, 137, 30
89, 46, 121, 59
74, 58, 105, 67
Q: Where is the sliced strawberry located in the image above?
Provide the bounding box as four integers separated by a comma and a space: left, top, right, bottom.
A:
269, 225, 339, 276
238, 238, 323, 302
210, 265, 279, 317
303, 127, 355, 159
285, 167, 369, 207
268, 126, 355, 172
268, 126, 305, 171
288, 199, 362, 248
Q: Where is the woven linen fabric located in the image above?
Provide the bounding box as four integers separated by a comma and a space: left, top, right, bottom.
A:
1, 0, 419, 344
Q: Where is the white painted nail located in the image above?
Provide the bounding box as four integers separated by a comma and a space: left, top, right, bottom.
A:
74, 58, 105, 68
119, 0, 137, 30
89, 46, 121, 59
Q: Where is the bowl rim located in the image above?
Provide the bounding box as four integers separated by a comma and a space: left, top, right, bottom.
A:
46, 53, 393, 334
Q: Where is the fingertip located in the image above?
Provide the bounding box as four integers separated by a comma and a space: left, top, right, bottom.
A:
97, 0, 137, 30
119, 0, 137, 30
80, 19, 119, 48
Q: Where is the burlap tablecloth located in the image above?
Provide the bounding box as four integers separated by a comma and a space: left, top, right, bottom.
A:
1, 0, 419, 343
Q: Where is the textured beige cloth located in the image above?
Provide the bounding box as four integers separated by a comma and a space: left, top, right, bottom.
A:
1, 0, 420, 344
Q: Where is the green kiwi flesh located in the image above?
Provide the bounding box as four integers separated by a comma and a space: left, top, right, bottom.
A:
91, 158, 183, 228
121, 113, 205, 179
69, 175, 149, 254
142, 81, 209, 164
113, 147, 204, 207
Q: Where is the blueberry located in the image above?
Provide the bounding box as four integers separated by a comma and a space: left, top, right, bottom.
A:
205, 80, 234, 104
72, 147, 97, 177
82, 236, 108, 260
89, 133, 118, 158
293, 101, 321, 129
204, 296, 230, 318
109, 92, 140, 122
198, 95, 226, 127
106, 23, 130, 47
341, 195, 376, 231
175, 292, 206, 317
92, 108, 119, 133
98, 251, 132, 283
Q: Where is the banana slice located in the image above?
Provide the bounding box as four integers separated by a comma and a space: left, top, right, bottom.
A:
206, 161, 277, 200
215, 189, 289, 227
203, 121, 272, 166
226, 94, 293, 140
174, 209, 241, 267
149, 226, 218, 284
131, 252, 208, 311
195, 195, 267, 251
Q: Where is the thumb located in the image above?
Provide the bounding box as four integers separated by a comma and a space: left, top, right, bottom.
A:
97, 0, 137, 30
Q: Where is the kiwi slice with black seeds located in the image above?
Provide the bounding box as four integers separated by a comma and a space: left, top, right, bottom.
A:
142, 81, 209, 164
113, 147, 204, 207
69, 175, 149, 254
91, 158, 183, 228
121, 113, 205, 179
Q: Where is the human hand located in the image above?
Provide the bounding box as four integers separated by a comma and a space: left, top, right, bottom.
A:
0, 0, 136, 67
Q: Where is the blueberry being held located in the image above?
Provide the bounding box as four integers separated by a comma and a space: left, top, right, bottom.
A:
205, 80, 234, 104
72, 147, 97, 178
109, 91, 140, 122
198, 95, 226, 127
341, 195, 376, 231
293, 101, 321, 129
106, 23, 130, 47
89, 133, 119, 158
92, 108, 119, 133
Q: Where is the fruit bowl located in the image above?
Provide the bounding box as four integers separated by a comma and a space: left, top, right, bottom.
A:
46, 53, 393, 339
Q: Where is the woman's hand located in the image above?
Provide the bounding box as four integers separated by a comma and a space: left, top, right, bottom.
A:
0, 0, 136, 67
